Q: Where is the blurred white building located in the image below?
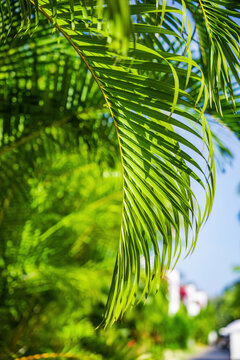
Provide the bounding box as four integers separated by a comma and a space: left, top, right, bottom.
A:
167, 269, 180, 315
167, 270, 208, 316
180, 283, 208, 316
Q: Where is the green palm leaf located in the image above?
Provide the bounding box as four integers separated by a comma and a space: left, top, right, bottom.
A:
0, 16, 117, 197
0, 0, 218, 326
184, 0, 240, 114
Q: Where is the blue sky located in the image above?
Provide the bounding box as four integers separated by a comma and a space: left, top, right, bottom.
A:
176, 129, 240, 298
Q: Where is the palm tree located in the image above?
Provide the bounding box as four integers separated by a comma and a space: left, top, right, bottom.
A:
0, 0, 239, 328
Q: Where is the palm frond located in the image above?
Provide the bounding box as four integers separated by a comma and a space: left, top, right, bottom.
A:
185, 0, 240, 114
208, 83, 240, 139
0, 0, 217, 326
0, 16, 118, 202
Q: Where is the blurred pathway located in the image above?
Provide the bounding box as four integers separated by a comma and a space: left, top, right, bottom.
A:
189, 347, 230, 360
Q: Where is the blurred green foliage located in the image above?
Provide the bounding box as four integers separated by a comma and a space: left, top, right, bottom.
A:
214, 280, 240, 330
0, 138, 189, 359
192, 304, 217, 344
163, 307, 192, 349
0, 133, 208, 358
0, 144, 121, 358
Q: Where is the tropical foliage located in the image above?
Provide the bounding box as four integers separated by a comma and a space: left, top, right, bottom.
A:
0, 144, 189, 359
214, 278, 240, 330
0, 0, 240, 331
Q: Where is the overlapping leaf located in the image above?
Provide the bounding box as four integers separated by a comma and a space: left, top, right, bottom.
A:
184, 0, 240, 114
0, 14, 117, 203
208, 82, 240, 140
